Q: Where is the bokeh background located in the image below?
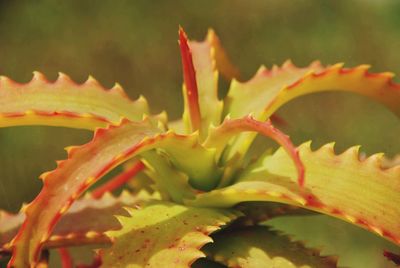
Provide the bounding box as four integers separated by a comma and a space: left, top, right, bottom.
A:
0, 0, 399, 267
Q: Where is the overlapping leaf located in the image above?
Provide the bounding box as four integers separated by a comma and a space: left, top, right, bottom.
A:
9, 119, 218, 266
140, 151, 196, 203
267, 214, 400, 268
187, 142, 400, 246
101, 201, 240, 267
0, 72, 148, 130
204, 226, 337, 268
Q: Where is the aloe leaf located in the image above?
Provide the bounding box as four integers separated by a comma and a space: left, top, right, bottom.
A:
204, 29, 240, 81
180, 28, 238, 139
187, 142, 400, 246
0, 191, 151, 253
179, 28, 202, 133
101, 201, 240, 267
225, 61, 400, 120
0, 72, 148, 130
223, 62, 400, 162
9, 120, 218, 266
204, 226, 337, 268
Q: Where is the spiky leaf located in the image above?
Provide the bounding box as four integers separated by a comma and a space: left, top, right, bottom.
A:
187, 142, 400, 246
223, 62, 400, 162
101, 201, 239, 267
0, 73, 148, 130
9, 120, 218, 266
204, 226, 337, 268
1, 191, 152, 253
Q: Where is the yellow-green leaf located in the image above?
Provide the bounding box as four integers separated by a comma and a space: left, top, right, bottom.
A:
101, 201, 239, 268
187, 142, 400, 246
9, 120, 218, 267
223, 62, 400, 162
181, 29, 239, 139
0, 72, 148, 130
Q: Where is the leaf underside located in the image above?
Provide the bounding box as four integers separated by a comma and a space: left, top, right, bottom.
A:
0, 72, 148, 130
187, 142, 400, 246
204, 226, 337, 268
101, 201, 239, 268
0, 191, 152, 253
234, 202, 314, 226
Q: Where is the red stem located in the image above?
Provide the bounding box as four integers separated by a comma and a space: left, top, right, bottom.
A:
91, 161, 145, 199
58, 248, 73, 268
178, 26, 201, 132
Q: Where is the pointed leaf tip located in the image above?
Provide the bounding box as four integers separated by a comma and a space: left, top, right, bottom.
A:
179, 27, 201, 132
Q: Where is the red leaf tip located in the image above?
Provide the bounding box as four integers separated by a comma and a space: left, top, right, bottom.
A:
178, 26, 201, 132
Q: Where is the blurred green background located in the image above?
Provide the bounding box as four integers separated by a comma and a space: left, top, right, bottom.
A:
0, 0, 399, 267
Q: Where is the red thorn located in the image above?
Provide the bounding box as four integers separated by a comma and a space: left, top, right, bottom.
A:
270, 114, 288, 127
383, 250, 400, 265
91, 161, 145, 199
58, 248, 73, 268
178, 26, 201, 132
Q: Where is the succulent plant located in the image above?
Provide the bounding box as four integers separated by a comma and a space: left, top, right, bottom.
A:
0, 27, 399, 267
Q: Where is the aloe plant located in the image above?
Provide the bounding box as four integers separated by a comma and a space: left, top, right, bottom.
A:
0, 27, 399, 267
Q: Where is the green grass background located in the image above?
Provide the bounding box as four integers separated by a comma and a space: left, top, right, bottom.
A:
0, 1, 399, 267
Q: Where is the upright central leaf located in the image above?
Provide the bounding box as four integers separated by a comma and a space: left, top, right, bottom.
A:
179, 27, 238, 140
179, 28, 202, 133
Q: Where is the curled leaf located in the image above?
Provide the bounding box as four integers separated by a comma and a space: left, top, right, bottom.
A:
204, 116, 304, 187
223, 62, 400, 162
